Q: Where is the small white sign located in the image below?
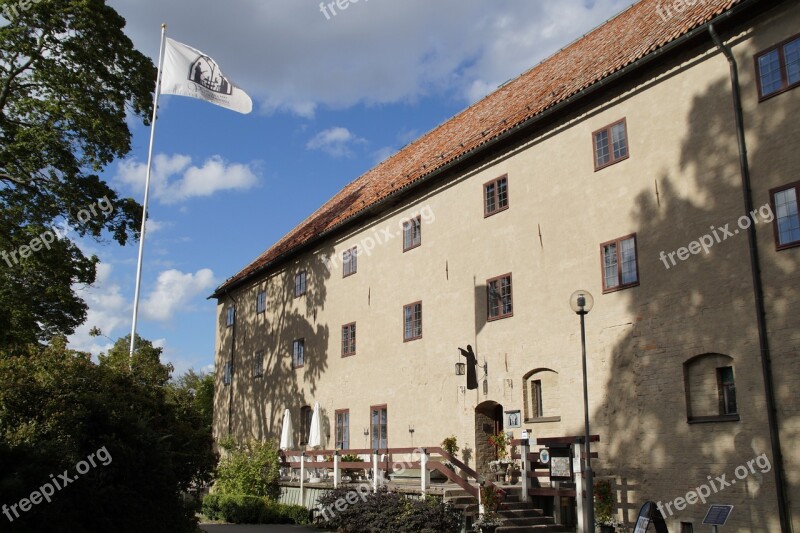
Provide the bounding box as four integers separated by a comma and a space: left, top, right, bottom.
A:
521, 430, 529, 440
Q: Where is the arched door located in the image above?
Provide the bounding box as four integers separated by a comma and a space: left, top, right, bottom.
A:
475, 400, 504, 478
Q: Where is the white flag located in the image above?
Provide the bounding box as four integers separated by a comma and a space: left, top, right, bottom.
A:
161, 38, 253, 114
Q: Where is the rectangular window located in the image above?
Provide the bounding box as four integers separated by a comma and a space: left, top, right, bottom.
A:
756, 34, 800, 100
601, 234, 639, 292
343, 247, 358, 277
226, 306, 235, 327
292, 339, 305, 369
403, 216, 422, 251
294, 271, 307, 297
254, 350, 264, 378
300, 406, 312, 445
531, 380, 543, 418
342, 323, 356, 357
771, 182, 800, 249
487, 273, 513, 320
223, 361, 232, 386
256, 290, 266, 314
403, 302, 422, 341
717, 366, 737, 415
593, 119, 629, 170
370, 405, 388, 450
484, 175, 509, 216
335, 409, 350, 450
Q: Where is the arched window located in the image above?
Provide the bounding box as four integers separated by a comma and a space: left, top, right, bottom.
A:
522, 369, 560, 423
683, 354, 738, 423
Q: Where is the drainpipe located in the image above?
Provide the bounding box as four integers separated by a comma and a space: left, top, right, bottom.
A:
224, 289, 238, 436
709, 24, 791, 533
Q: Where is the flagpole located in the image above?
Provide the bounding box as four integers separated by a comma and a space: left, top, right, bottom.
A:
130, 23, 167, 358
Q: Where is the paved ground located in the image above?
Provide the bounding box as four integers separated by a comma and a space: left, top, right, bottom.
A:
199, 524, 330, 533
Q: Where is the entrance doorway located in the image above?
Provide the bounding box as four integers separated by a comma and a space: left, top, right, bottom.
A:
475, 401, 504, 478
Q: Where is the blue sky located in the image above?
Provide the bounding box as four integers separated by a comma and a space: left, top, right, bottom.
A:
68, 0, 633, 377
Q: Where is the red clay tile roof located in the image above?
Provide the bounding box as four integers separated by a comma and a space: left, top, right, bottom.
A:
214, 0, 739, 296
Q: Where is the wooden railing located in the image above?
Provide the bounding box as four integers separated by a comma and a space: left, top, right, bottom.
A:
279, 446, 505, 502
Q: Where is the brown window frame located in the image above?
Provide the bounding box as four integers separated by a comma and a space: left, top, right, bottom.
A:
254, 350, 264, 378
592, 118, 629, 171
770, 181, 800, 250
294, 271, 307, 298
486, 273, 513, 321
300, 405, 312, 446
343, 246, 358, 277
402, 216, 422, 252
755, 33, 800, 101
484, 175, 509, 217
256, 289, 267, 314
370, 404, 388, 451
403, 301, 422, 342
292, 338, 305, 369
600, 233, 640, 293
342, 322, 356, 357
335, 409, 350, 450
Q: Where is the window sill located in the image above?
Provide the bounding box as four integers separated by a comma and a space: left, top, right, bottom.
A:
594, 153, 630, 172
484, 206, 509, 218
602, 281, 639, 294
524, 416, 561, 424
488, 312, 513, 322
687, 414, 740, 424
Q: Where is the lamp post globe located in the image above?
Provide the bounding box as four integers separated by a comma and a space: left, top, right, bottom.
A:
571, 289, 595, 532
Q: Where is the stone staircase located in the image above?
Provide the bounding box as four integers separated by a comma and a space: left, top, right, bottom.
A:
444, 486, 572, 533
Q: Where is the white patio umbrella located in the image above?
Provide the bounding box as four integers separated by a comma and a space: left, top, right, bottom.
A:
308, 401, 323, 448
279, 409, 294, 451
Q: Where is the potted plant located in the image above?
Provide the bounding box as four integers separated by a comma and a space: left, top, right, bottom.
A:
441, 435, 459, 471
472, 512, 503, 533
595, 479, 615, 533
340, 453, 365, 481
487, 431, 509, 460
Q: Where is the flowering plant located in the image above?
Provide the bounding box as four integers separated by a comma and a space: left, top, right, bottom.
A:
487, 431, 509, 459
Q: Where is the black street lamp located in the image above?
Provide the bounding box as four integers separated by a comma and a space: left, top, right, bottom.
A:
570, 289, 595, 532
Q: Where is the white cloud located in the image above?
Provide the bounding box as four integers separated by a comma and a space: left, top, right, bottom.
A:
141, 268, 216, 322
306, 127, 366, 158
69, 263, 130, 355
115, 154, 260, 205
109, 0, 633, 116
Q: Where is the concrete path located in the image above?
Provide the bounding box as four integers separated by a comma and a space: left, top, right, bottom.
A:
199, 524, 330, 533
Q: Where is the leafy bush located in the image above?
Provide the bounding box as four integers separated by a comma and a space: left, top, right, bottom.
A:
201, 493, 310, 525
441, 435, 459, 456
316, 488, 461, 532
595, 479, 614, 524
214, 438, 282, 500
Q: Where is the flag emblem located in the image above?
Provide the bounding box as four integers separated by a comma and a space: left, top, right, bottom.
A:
161, 38, 252, 114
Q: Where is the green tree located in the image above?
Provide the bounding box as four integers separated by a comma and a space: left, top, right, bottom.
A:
0, 336, 217, 532
0, 0, 155, 348
214, 438, 282, 501
173, 368, 215, 433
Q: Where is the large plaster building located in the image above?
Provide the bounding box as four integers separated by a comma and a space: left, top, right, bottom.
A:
212, 0, 800, 530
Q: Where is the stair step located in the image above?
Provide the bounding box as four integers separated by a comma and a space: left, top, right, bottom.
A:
501, 502, 543, 511
499, 509, 545, 519
495, 526, 569, 533
500, 516, 555, 526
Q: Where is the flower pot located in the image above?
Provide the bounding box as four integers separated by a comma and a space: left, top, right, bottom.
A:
599, 525, 616, 533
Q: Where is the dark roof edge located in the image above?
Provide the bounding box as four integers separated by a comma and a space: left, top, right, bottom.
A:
210, 0, 760, 301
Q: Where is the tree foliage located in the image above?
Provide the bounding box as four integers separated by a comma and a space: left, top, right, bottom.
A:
0, 336, 217, 532
0, 0, 155, 347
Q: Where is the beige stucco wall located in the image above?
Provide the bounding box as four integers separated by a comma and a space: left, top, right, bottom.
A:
214, 4, 799, 531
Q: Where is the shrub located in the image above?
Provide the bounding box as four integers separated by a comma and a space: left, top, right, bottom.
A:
316, 488, 461, 532
214, 438, 282, 500
202, 493, 223, 520
441, 436, 459, 456
200, 493, 310, 525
